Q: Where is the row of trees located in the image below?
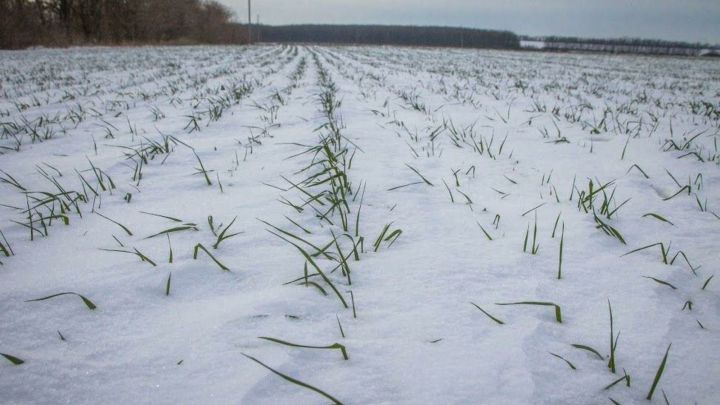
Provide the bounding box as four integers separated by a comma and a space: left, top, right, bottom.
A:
525, 36, 719, 56
258, 25, 520, 49
0, 0, 246, 49
1, 2, 522, 51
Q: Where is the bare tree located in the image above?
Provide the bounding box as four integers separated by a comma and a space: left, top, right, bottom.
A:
0, 0, 244, 49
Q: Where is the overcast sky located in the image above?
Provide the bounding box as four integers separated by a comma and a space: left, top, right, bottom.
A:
219, 0, 720, 43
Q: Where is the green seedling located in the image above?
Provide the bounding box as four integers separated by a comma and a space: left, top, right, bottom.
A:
165, 273, 172, 296
99, 247, 157, 267
242, 353, 343, 405
373, 223, 402, 252
259, 336, 348, 360
145, 223, 198, 239
1, 353, 24, 365
646, 344, 671, 400
26, 292, 96, 310
213, 216, 241, 249
96, 212, 133, 236
642, 213, 674, 226
549, 352, 576, 370
193, 243, 230, 271
471, 302, 505, 325
495, 301, 562, 323
570, 344, 603, 360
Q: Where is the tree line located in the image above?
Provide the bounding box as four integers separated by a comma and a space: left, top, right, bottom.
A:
256, 25, 520, 49
1, 2, 522, 51
0, 0, 246, 49
524, 35, 719, 56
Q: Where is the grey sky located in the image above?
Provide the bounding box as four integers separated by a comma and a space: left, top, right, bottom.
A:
219, 0, 720, 44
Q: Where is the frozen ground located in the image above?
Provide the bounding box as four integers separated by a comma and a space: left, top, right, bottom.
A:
0, 45, 719, 404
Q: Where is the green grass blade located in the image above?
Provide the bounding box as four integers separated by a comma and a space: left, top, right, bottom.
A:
1, 353, 24, 365
646, 343, 672, 400
571, 344, 604, 360
549, 352, 576, 370
193, 243, 231, 271
495, 301, 562, 323
25, 292, 96, 310
405, 164, 434, 186
643, 276, 677, 290
471, 302, 505, 324
165, 273, 172, 296
242, 353, 344, 404
258, 337, 348, 360
95, 211, 133, 236
642, 213, 674, 226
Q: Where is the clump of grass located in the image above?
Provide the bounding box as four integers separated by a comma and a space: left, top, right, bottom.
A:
266, 230, 347, 308
212, 216, 241, 249
594, 214, 627, 245
242, 353, 343, 405
495, 301, 562, 323
258, 336, 348, 360
193, 243, 230, 271
26, 292, 97, 310
573, 179, 629, 244
184, 114, 201, 133
522, 214, 540, 255
373, 223, 402, 252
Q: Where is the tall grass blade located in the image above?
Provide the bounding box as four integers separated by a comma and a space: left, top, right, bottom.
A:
26, 292, 96, 310
242, 353, 344, 404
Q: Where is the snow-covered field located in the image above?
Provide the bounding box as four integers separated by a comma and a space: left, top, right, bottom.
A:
1, 45, 719, 404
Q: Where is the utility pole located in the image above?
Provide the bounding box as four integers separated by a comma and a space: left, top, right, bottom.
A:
248, 0, 252, 45
256, 15, 261, 43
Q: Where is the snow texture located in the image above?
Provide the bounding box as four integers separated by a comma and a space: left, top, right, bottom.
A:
0, 45, 719, 404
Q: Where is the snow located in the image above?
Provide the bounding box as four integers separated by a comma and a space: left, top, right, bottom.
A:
520, 40, 545, 49
0, 45, 719, 404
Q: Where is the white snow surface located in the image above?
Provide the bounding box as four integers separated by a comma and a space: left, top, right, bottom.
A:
0, 45, 719, 404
